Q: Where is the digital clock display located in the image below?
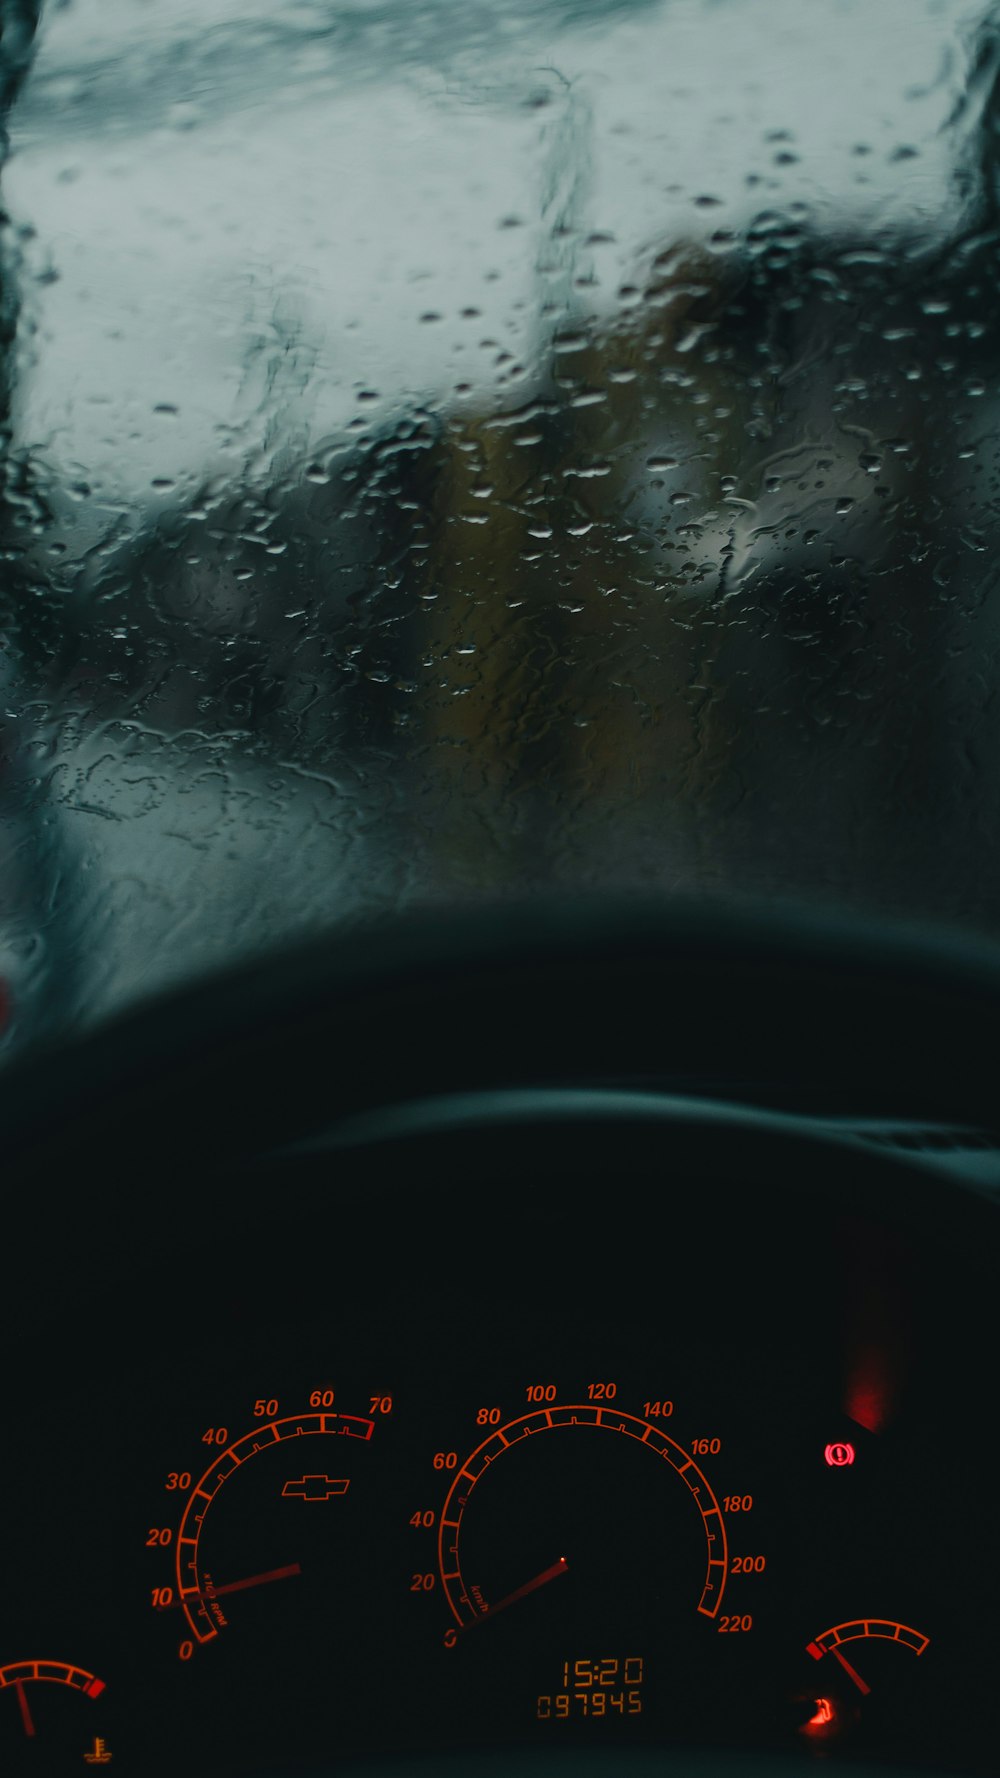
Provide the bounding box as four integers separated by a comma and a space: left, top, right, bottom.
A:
537, 1657, 645, 1720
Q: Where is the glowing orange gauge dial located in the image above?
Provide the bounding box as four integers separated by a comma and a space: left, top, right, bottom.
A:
807, 1621, 930, 1695
175, 1412, 374, 1643
438, 1405, 728, 1631
798, 1619, 932, 1743
0, 1661, 106, 1741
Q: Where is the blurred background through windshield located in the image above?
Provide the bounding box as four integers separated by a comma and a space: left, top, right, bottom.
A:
2, 0, 1000, 1053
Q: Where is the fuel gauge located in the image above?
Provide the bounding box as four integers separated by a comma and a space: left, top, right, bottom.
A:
798, 1619, 930, 1748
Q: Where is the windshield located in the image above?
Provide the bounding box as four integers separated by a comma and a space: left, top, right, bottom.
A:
1, 0, 998, 1055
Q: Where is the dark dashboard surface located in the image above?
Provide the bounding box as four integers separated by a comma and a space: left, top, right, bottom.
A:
2, 903, 998, 1778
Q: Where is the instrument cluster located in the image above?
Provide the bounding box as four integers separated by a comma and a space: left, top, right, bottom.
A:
2, 1123, 994, 1777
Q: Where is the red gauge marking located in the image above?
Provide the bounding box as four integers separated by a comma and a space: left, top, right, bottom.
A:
15, 1680, 34, 1739
0, 1662, 106, 1695
0, 1663, 107, 1736
808, 1620, 930, 1661
463, 1557, 569, 1630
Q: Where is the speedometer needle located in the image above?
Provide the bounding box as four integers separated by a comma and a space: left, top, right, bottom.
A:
466, 1556, 569, 1630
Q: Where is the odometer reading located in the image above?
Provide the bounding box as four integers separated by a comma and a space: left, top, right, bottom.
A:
537, 1655, 645, 1719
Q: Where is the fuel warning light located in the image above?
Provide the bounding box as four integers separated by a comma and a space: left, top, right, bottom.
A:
801, 1697, 839, 1739
824, 1441, 855, 1468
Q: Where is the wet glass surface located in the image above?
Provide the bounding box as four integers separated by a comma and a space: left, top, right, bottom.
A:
1, 0, 999, 1052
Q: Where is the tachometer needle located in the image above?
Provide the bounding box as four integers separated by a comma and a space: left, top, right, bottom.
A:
210, 1562, 302, 1601
831, 1646, 872, 1696
15, 1680, 35, 1738
160, 1562, 302, 1608
466, 1556, 569, 1631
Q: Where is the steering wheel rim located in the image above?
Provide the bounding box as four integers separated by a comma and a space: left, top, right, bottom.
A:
2, 893, 999, 1186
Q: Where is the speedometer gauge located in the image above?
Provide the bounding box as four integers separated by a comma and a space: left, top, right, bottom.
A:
412, 1383, 766, 1746
438, 1403, 730, 1629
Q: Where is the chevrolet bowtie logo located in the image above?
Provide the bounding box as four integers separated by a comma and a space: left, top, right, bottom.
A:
281, 1475, 351, 1502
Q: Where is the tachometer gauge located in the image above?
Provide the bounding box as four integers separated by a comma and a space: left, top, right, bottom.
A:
149, 1389, 395, 1654
145, 1384, 399, 1769
171, 1407, 377, 1646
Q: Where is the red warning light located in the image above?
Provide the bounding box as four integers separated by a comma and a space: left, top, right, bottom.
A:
800, 1696, 840, 1741
824, 1441, 855, 1468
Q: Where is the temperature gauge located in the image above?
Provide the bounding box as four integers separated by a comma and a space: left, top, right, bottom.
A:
0, 1658, 111, 1766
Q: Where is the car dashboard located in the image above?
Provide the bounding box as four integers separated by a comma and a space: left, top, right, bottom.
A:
1, 902, 998, 1778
